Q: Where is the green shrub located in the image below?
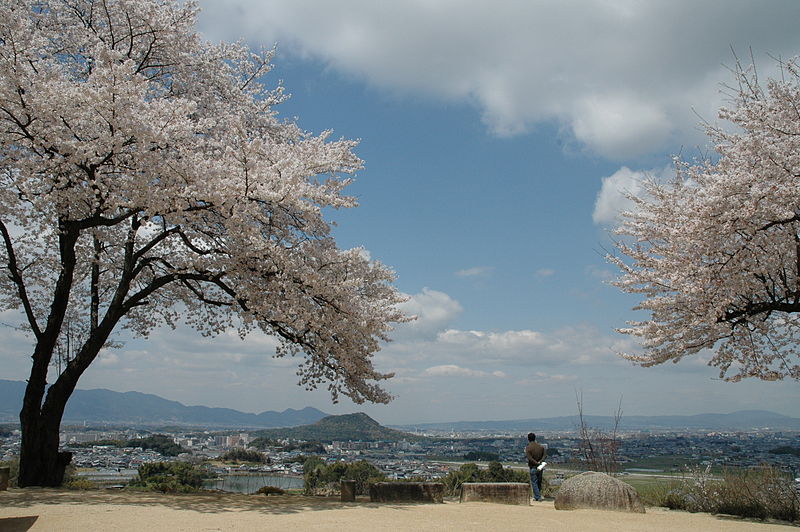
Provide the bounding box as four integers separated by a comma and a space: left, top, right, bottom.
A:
126, 435, 186, 457
59, 462, 96, 490
256, 485, 286, 495
438, 462, 543, 497
129, 462, 209, 493
769, 446, 800, 457
63, 477, 96, 490
302, 456, 325, 477
219, 448, 267, 463
634, 479, 684, 508
640, 465, 799, 523
463, 451, 499, 462
72, 439, 125, 448
303, 459, 385, 495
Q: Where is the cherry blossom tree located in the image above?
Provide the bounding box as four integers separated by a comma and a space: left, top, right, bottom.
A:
0, 0, 407, 487
611, 55, 800, 383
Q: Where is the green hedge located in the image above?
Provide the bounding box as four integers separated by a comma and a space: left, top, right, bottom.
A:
129, 462, 209, 493
303, 458, 385, 495
439, 462, 537, 497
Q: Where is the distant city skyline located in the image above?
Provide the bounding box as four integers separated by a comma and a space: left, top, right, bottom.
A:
2, 0, 799, 424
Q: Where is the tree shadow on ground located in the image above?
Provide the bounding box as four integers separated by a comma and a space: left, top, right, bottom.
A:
0, 489, 439, 516
0, 515, 39, 532
713, 512, 797, 528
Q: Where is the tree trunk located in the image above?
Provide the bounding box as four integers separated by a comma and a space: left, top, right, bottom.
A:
18, 330, 72, 487
17, 312, 119, 487
16, 225, 81, 487
18, 396, 72, 487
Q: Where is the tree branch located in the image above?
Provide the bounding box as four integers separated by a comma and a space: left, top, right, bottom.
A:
0, 220, 41, 339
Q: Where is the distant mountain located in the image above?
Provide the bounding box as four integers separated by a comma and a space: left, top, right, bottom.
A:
0, 379, 327, 428
254, 412, 422, 442
395, 410, 800, 433
0, 379, 26, 421
3, 379, 797, 433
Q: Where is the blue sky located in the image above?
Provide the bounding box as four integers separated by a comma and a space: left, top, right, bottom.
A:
3, 0, 800, 425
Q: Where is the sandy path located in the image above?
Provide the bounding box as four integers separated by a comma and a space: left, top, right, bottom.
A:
0, 489, 792, 531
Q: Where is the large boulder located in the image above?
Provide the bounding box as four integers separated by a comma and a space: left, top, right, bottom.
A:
554, 472, 645, 513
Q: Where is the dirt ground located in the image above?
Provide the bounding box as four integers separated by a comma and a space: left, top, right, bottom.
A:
0, 488, 794, 531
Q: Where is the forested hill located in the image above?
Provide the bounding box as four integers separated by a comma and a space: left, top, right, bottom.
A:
0, 379, 327, 428
253, 412, 423, 442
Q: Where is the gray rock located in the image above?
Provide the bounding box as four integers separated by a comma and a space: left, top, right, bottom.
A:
554, 472, 645, 513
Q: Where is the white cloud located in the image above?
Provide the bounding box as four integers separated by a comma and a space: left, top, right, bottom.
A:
572, 95, 669, 158
535, 268, 555, 278
393, 288, 463, 340
516, 371, 578, 385
438, 329, 547, 353
383, 323, 634, 370
592, 165, 676, 225
0, 310, 36, 380
585, 264, 614, 281
96, 351, 120, 366
423, 364, 506, 378
455, 266, 493, 278
197, 0, 800, 159
593, 166, 649, 225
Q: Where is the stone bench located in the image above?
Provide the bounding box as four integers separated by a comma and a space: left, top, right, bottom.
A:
459, 482, 530, 505
368, 482, 444, 503
0, 466, 9, 491
340, 480, 357, 502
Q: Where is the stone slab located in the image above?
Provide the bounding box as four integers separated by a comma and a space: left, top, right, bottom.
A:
369, 482, 444, 503
340, 480, 356, 502
459, 482, 530, 505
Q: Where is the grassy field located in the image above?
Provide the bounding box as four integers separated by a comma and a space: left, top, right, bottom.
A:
621, 454, 707, 472
621, 474, 680, 492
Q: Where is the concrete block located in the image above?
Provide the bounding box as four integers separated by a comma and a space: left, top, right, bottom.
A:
340, 480, 356, 502
369, 482, 444, 503
459, 482, 530, 505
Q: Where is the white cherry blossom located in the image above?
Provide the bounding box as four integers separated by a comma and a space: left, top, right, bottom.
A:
0, 0, 407, 486
611, 55, 800, 383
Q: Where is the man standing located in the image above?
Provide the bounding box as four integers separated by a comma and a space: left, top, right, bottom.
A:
525, 432, 546, 501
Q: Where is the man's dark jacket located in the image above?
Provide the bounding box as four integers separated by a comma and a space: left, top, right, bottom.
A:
525, 441, 546, 468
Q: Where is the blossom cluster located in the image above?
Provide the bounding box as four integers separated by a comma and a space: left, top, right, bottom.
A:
612, 56, 800, 381
0, 0, 407, 403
